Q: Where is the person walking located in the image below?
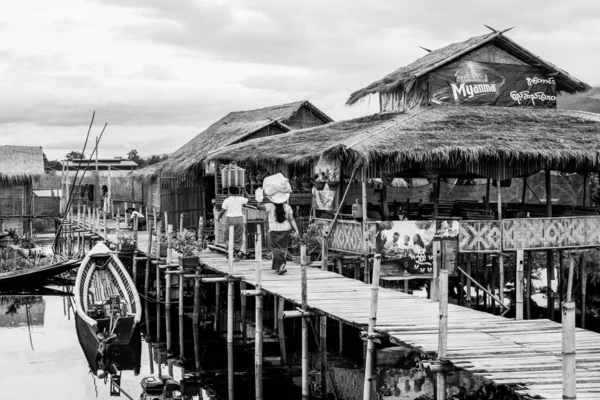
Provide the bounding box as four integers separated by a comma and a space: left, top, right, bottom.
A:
217, 187, 248, 261
258, 173, 299, 275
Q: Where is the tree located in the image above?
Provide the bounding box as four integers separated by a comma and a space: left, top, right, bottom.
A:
43, 153, 61, 171
127, 149, 145, 167
146, 154, 168, 166
65, 151, 85, 161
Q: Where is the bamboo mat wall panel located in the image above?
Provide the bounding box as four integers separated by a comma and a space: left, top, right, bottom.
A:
459, 221, 502, 252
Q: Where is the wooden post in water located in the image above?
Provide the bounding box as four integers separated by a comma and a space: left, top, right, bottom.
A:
215, 282, 221, 332
338, 260, 344, 355
179, 272, 185, 360
563, 253, 576, 400
278, 297, 287, 365
255, 225, 264, 400
322, 230, 329, 271
301, 244, 309, 400
516, 250, 524, 320
193, 269, 202, 372
156, 260, 162, 345
498, 254, 504, 306
581, 256, 587, 329
240, 281, 247, 345
437, 270, 448, 400
363, 254, 381, 400
165, 272, 172, 355
320, 314, 327, 400
227, 225, 235, 400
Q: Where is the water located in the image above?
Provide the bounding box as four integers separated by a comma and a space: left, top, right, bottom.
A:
0, 285, 517, 400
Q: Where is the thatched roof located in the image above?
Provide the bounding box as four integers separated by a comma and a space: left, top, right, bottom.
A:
207, 106, 600, 173
0, 146, 44, 183
347, 31, 590, 105
139, 100, 332, 179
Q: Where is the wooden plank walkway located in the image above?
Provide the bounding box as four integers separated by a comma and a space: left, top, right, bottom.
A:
196, 251, 600, 400
91, 223, 600, 399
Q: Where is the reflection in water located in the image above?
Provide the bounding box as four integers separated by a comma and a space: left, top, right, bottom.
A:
0, 296, 45, 328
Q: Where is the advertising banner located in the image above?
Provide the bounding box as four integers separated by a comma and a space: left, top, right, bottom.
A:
376, 220, 459, 278
429, 61, 557, 107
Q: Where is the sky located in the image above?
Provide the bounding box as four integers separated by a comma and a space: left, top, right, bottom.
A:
1, 0, 599, 161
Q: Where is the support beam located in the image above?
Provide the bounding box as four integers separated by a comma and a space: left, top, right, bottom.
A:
255, 225, 263, 400
516, 250, 524, 320
562, 301, 576, 400
278, 298, 287, 365
227, 226, 234, 400
301, 244, 309, 400
165, 273, 172, 355
362, 254, 381, 400
437, 270, 448, 400
240, 281, 247, 346
320, 315, 327, 400
179, 273, 185, 360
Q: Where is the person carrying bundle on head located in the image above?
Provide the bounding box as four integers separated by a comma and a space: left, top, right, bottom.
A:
256, 173, 299, 275
217, 187, 248, 261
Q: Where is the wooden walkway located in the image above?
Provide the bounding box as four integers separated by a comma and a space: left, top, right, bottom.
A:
91, 224, 600, 399
196, 251, 600, 400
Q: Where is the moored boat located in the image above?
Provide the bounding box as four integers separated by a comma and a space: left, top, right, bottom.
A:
73, 241, 142, 377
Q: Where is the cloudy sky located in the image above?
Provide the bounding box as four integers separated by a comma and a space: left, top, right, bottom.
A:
1, 0, 599, 160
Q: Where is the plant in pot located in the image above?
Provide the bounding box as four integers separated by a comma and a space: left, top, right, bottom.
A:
117, 233, 136, 252
325, 169, 340, 188
117, 232, 136, 253
313, 172, 327, 190
171, 229, 199, 269
291, 224, 323, 263
301, 175, 313, 190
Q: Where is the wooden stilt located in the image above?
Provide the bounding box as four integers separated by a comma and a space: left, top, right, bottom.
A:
466, 254, 472, 306
179, 273, 185, 360
516, 250, 524, 320
255, 225, 264, 400
240, 281, 247, 346
363, 254, 381, 400
431, 241, 441, 301
227, 225, 234, 400
273, 297, 278, 332
156, 261, 162, 344
277, 297, 287, 365
321, 230, 329, 271
526, 251, 532, 320
563, 253, 576, 400
193, 271, 202, 372
581, 256, 587, 329
215, 283, 221, 332
498, 254, 504, 307
301, 244, 309, 400
437, 270, 448, 400
165, 273, 172, 355
320, 315, 327, 400
546, 169, 554, 320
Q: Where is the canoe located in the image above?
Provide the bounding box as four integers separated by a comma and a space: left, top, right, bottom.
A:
73, 242, 142, 376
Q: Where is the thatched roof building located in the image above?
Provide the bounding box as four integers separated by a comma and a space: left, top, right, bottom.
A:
347, 30, 589, 112
0, 146, 44, 183
136, 100, 332, 179
207, 106, 600, 180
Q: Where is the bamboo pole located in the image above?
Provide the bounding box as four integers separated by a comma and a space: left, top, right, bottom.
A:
338, 260, 344, 355
156, 260, 162, 344
278, 297, 287, 365
320, 314, 327, 400
498, 254, 504, 306
431, 241, 440, 301
361, 167, 369, 284
516, 250, 524, 320
193, 271, 202, 372
363, 254, 381, 400
526, 251, 532, 320
581, 256, 587, 329
166, 224, 173, 264
215, 282, 221, 332
546, 169, 554, 320
301, 244, 309, 400
165, 272, 172, 355
255, 225, 263, 400
227, 225, 235, 400
179, 213, 184, 233
321, 230, 329, 271
179, 273, 185, 360
437, 269, 449, 400
466, 254, 472, 306
563, 253, 576, 400
240, 281, 247, 345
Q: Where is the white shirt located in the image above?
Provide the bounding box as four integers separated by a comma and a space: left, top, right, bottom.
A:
264, 203, 292, 231
222, 196, 248, 217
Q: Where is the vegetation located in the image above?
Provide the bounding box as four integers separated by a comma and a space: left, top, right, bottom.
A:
170, 229, 199, 257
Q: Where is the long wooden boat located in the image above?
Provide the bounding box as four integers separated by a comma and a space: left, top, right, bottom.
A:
74, 242, 142, 376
